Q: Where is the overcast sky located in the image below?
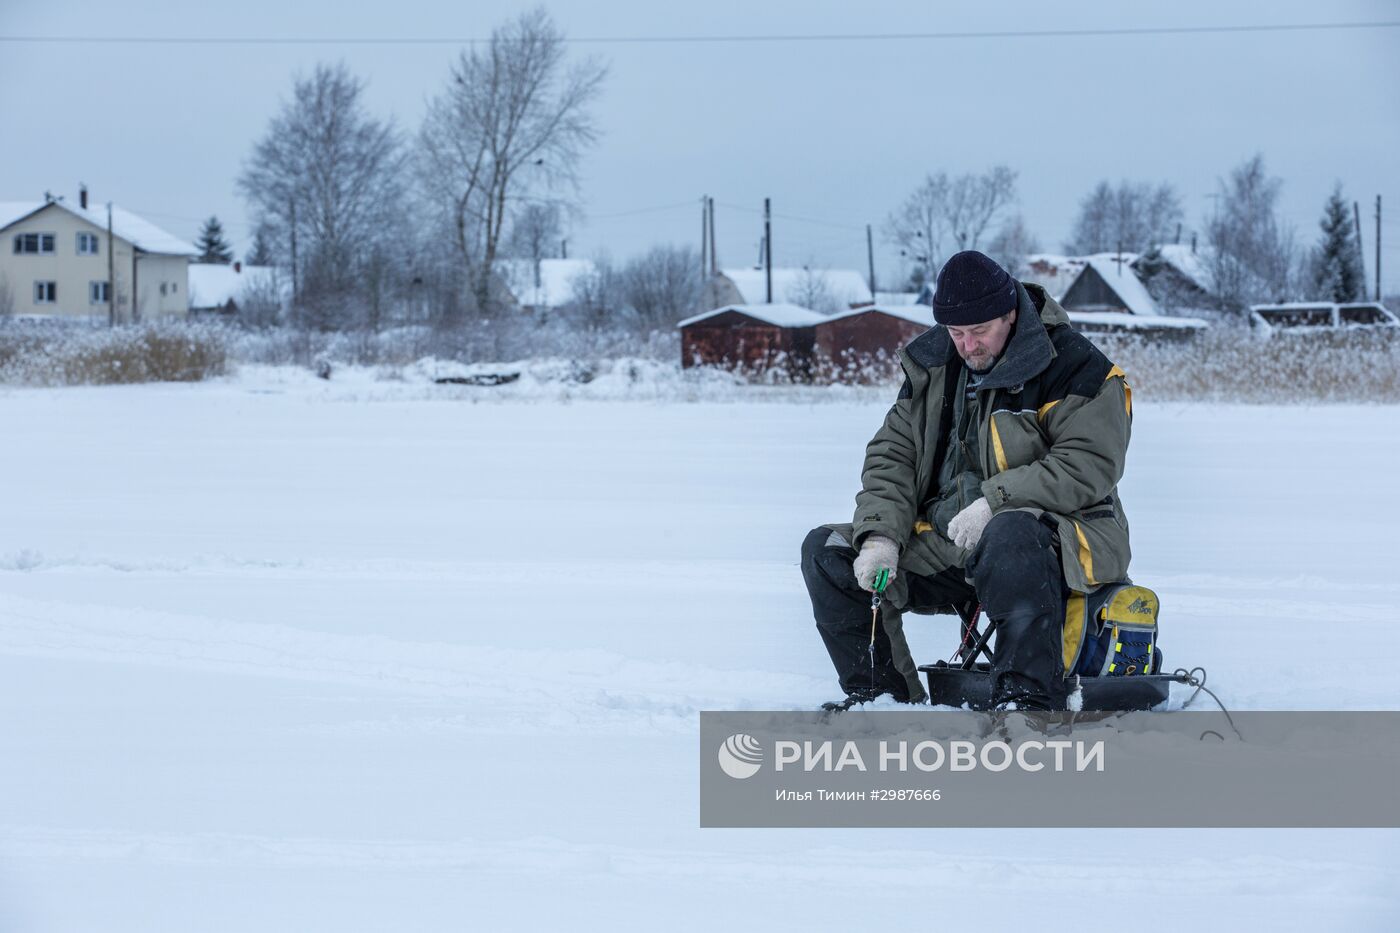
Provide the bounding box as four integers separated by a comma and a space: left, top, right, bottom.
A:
3, 0, 1398, 292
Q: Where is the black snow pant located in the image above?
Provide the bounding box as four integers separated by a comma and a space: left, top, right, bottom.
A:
801, 511, 1069, 709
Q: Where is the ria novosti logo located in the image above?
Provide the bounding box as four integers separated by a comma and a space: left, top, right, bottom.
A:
717, 733, 763, 779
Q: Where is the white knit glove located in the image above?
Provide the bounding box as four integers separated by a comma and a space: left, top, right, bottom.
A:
852, 534, 899, 592
948, 497, 993, 551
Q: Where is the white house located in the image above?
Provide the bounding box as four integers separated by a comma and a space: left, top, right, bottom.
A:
0, 193, 196, 321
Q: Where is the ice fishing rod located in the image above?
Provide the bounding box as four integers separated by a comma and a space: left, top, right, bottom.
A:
869, 568, 890, 693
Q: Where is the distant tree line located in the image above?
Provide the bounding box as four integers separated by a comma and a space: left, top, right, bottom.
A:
885, 154, 1372, 315
231, 7, 1373, 358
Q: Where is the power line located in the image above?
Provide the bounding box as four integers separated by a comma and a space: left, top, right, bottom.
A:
588, 199, 698, 220
2, 21, 1397, 47
715, 201, 865, 232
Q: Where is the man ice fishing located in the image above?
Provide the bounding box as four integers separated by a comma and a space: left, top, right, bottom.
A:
801, 250, 1134, 711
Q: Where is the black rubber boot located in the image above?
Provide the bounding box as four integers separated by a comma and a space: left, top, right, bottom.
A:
966, 512, 1069, 711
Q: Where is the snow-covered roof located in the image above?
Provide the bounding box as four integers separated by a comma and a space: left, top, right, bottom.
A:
677, 303, 826, 329
1069, 310, 1207, 330
0, 198, 197, 255
1021, 254, 1088, 300
1144, 243, 1211, 292
1071, 256, 1160, 316
873, 290, 921, 306
187, 263, 283, 309
1249, 301, 1339, 312
0, 202, 42, 231
823, 303, 932, 327
499, 258, 596, 309
719, 267, 873, 308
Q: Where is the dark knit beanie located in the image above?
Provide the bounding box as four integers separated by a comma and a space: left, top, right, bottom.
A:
932, 250, 1016, 326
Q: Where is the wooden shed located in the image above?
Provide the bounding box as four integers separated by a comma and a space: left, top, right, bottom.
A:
812, 304, 931, 382
677, 303, 825, 380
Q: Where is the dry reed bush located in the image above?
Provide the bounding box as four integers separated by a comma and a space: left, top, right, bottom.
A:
0, 322, 229, 386
1098, 328, 1400, 403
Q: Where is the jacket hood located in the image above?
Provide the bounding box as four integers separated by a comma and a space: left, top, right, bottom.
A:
903, 280, 1068, 390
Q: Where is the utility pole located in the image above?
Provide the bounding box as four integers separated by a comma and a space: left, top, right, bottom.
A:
289, 199, 299, 306
866, 224, 877, 299
1377, 195, 1383, 302
561, 239, 568, 259
1174, 222, 1182, 245
106, 202, 115, 326
708, 197, 717, 277
1354, 200, 1366, 296
700, 195, 708, 279
764, 197, 772, 304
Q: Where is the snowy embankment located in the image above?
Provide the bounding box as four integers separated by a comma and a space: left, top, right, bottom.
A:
0, 369, 1396, 931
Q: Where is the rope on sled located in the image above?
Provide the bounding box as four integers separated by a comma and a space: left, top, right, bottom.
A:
1172, 666, 1244, 741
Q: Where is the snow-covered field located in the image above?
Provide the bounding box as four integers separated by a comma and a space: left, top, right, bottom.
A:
1, 368, 1397, 931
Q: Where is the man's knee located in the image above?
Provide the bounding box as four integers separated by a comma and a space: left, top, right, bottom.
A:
968, 511, 1061, 613
978, 510, 1049, 557
801, 525, 835, 566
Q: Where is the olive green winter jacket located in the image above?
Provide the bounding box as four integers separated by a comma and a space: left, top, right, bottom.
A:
852, 282, 1132, 594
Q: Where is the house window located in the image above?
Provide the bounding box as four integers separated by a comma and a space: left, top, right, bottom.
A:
13, 233, 56, 255
90, 281, 111, 304
159, 282, 168, 296
77, 232, 100, 255
34, 281, 57, 303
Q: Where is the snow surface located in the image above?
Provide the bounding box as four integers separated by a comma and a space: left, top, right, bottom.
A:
497, 258, 596, 310
676, 302, 827, 328
720, 266, 873, 308
1068, 310, 1208, 330
824, 303, 933, 327
873, 290, 921, 305
1149, 243, 1212, 292
1, 368, 1397, 931
1022, 253, 1089, 299
187, 263, 282, 310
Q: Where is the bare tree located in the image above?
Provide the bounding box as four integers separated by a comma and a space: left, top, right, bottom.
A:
507, 202, 563, 263
418, 8, 606, 317
505, 201, 564, 303
885, 173, 952, 282
1204, 154, 1297, 312
1067, 180, 1183, 254
787, 266, 845, 314
1068, 181, 1113, 255
622, 245, 703, 329
945, 165, 1018, 251
566, 256, 623, 333
1069, 181, 1167, 254
985, 214, 1041, 277
885, 166, 1018, 278
237, 63, 406, 328
234, 269, 288, 329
